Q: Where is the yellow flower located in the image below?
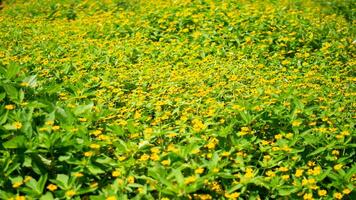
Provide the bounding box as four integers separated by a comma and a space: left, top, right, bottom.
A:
51, 125, 60, 131
184, 176, 196, 184
274, 134, 283, 140
278, 166, 289, 172
239, 127, 251, 136
292, 120, 302, 127
192, 119, 206, 132
333, 192, 343, 199
225, 192, 240, 199
112, 171, 121, 177
127, 176, 135, 184
308, 161, 315, 167
73, 172, 84, 177
342, 188, 351, 194
45, 121, 54, 126
318, 190, 327, 197
12, 181, 23, 188
341, 130, 350, 136
90, 182, 98, 188
24, 176, 32, 183
333, 164, 343, 170
13, 122, 22, 129
303, 193, 313, 200
15, 196, 25, 200
89, 144, 100, 149
282, 175, 290, 180
245, 168, 254, 178
285, 133, 293, 139
150, 153, 159, 161
106, 196, 116, 200
20, 82, 29, 87
79, 118, 88, 122
139, 154, 150, 161
65, 190, 76, 197
5, 104, 15, 110
332, 150, 339, 156
195, 167, 204, 174
308, 178, 316, 184
311, 166, 321, 175
266, 170, 275, 177
161, 160, 170, 166
91, 129, 102, 136
84, 151, 93, 157
47, 184, 58, 191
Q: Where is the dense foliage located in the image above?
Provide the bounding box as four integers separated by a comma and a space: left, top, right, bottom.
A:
0, 0, 355, 199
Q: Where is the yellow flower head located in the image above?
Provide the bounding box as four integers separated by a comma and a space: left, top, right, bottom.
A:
112, 171, 121, 177
47, 184, 58, 191
13, 122, 22, 129
5, 104, 15, 110
65, 190, 76, 197
318, 190, 327, 197
333, 164, 343, 171
334, 192, 343, 199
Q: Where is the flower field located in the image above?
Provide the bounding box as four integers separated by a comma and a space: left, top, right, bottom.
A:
0, 0, 355, 199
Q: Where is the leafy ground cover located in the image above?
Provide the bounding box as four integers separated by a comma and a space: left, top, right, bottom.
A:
0, 0, 355, 199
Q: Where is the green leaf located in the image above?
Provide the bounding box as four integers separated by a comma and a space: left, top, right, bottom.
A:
74, 102, 93, 115
0, 92, 6, 101
87, 163, 106, 175
40, 192, 54, 200
6, 62, 21, 79
278, 186, 299, 196
3, 135, 26, 149
0, 111, 8, 125
127, 120, 136, 133
37, 174, 48, 194
51, 174, 69, 189
3, 84, 18, 100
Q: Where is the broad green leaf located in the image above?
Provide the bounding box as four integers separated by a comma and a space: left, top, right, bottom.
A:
3, 135, 26, 149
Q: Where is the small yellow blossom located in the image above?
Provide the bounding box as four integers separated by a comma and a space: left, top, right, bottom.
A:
65, 190, 76, 197
303, 193, 313, 200
106, 196, 116, 200
112, 171, 121, 177
47, 184, 58, 191
245, 168, 254, 178
195, 167, 204, 174
139, 154, 150, 161
5, 104, 15, 110
161, 160, 170, 166
225, 192, 240, 199
15, 196, 25, 200
12, 181, 23, 188
127, 176, 135, 184
184, 176, 196, 184
292, 120, 302, 127
24, 176, 32, 183
342, 188, 351, 194
274, 134, 283, 140
282, 175, 290, 180
318, 190, 327, 197
13, 122, 22, 129
278, 166, 289, 172
333, 192, 343, 199
73, 172, 84, 177
51, 125, 60, 131
266, 170, 275, 177
295, 169, 304, 177
84, 151, 93, 157
90, 144, 100, 149
333, 164, 343, 170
